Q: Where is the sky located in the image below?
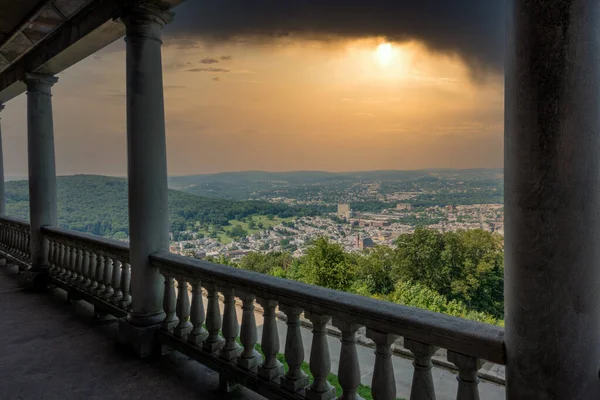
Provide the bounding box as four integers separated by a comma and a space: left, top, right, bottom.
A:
0, 0, 505, 177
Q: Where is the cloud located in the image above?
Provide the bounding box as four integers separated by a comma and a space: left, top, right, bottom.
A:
186, 67, 231, 73
212, 76, 221, 81
163, 38, 200, 49
220, 55, 233, 60
166, 0, 505, 74
200, 57, 220, 64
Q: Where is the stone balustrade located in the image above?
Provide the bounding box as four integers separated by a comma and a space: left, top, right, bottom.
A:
42, 226, 131, 316
0, 218, 506, 398
0, 216, 31, 267
151, 251, 505, 400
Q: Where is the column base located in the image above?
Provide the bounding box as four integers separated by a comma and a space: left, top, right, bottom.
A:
19, 266, 49, 291
258, 363, 284, 381
237, 351, 262, 370
118, 317, 161, 358
280, 373, 310, 392
305, 385, 336, 400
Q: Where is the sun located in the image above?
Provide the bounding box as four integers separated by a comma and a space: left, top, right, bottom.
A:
376, 43, 395, 67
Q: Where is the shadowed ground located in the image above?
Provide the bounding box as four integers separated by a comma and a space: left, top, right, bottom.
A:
0, 265, 262, 400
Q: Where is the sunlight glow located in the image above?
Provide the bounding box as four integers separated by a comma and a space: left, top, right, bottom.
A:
376, 43, 395, 67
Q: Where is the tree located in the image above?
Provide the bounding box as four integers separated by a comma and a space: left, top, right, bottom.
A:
356, 246, 395, 295
248, 220, 257, 230
298, 237, 355, 291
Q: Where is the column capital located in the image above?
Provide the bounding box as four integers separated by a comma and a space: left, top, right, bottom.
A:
24, 73, 58, 94
117, 2, 174, 40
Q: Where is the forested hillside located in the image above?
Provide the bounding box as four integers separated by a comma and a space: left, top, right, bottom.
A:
5, 175, 320, 238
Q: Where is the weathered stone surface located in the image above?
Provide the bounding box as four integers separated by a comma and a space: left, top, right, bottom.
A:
0, 268, 263, 400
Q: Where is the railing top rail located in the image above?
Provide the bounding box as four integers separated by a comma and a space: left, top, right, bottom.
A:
41, 226, 129, 261
150, 251, 506, 365
0, 215, 30, 229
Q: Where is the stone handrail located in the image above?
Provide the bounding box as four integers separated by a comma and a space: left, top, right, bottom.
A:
151, 251, 505, 400
0, 216, 31, 265
42, 226, 132, 312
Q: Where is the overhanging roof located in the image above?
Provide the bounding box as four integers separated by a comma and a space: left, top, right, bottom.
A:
0, 0, 184, 104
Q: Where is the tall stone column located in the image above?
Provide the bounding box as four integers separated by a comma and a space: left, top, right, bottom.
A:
505, 0, 600, 398
0, 103, 5, 215
23, 73, 58, 275
117, 2, 173, 357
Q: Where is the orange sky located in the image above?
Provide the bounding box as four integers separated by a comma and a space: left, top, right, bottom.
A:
0, 36, 504, 176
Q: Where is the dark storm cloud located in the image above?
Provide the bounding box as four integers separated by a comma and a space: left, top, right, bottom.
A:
220, 55, 233, 61
166, 0, 505, 73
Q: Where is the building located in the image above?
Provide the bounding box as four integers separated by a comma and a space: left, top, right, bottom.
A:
355, 235, 374, 249
0, 1, 596, 399
396, 203, 412, 211
337, 203, 352, 219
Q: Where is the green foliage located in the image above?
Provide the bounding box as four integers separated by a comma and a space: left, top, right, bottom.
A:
228, 230, 504, 325
356, 246, 395, 295
5, 175, 319, 238
298, 237, 355, 292
393, 227, 504, 318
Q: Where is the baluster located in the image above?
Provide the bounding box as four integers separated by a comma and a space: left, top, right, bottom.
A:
405, 339, 438, 400
257, 298, 284, 380
13, 230, 19, 258
88, 252, 98, 292
279, 305, 309, 392
174, 277, 192, 338
56, 242, 65, 277
61, 244, 71, 280
366, 329, 398, 400
161, 274, 178, 331
220, 287, 242, 360
18, 230, 25, 259
47, 240, 55, 274
70, 245, 80, 284
447, 351, 483, 400
77, 248, 86, 286
187, 279, 208, 345
305, 311, 336, 400
95, 253, 106, 295
110, 259, 123, 304
9, 228, 14, 252
119, 262, 132, 309
332, 319, 363, 400
68, 244, 77, 281
25, 232, 30, 258
17, 230, 23, 259
101, 253, 114, 299
11, 229, 16, 255
237, 292, 262, 370
80, 249, 91, 288
203, 284, 224, 352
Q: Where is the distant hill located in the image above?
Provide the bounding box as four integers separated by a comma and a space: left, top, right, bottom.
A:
5, 175, 320, 239
168, 169, 504, 200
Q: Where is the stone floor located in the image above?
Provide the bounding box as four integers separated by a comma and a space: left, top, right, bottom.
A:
0, 265, 261, 400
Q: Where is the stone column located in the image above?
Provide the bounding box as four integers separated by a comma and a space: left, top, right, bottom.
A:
505, 0, 600, 398
23, 73, 58, 275
117, 2, 173, 357
0, 103, 5, 215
